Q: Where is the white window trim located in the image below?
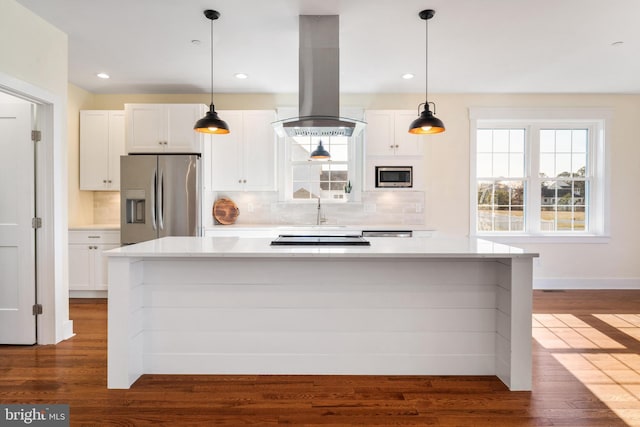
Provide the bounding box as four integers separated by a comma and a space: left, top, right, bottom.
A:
469, 107, 611, 243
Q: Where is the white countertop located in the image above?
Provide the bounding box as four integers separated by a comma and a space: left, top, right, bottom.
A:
105, 236, 537, 259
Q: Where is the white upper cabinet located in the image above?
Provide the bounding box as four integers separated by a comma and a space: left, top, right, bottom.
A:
125, 104, 205, 154
364, 110, 425, 157
80, 110, 125, 190
207, 110, 277, 191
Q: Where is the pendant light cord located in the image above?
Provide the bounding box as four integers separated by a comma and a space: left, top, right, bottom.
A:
424, 14, 429, 107
210, 16, 214, 106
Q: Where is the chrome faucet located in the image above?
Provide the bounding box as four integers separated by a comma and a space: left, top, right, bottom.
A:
316, 198, 327, 225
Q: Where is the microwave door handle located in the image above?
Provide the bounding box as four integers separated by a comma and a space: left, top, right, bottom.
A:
150, 168, 157, 231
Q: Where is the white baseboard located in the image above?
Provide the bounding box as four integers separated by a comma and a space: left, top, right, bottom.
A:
534, 277, 640, 290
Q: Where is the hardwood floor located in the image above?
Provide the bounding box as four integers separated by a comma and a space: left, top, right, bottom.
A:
1, 290, 639, 426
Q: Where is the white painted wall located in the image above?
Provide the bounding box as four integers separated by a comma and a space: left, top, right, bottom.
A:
0, 0, 71, 343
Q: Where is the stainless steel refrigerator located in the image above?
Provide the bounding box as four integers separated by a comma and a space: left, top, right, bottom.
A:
120, 154, 201, 245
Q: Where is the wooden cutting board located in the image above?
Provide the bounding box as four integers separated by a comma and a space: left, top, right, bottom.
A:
213, 198, 240, 225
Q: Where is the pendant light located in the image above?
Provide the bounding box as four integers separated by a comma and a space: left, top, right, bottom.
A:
194, 9, 229, 134
408, 9, 445, 135
310, 140, 330, 160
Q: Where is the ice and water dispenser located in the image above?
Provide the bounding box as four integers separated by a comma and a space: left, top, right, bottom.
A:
125, 189, 146, 224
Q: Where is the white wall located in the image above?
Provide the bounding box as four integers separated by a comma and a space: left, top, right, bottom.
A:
0, 0, 71, 343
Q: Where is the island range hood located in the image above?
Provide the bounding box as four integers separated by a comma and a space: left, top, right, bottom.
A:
272, 15, 365, 138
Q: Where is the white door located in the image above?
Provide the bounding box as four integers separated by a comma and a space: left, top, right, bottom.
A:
0, 103, 36, 344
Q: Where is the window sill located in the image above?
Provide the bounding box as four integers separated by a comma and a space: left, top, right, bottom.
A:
473, 233, 611, 244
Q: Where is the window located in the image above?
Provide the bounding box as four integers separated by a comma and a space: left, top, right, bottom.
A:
289, 136, 351, 200
470, 108, 610, 238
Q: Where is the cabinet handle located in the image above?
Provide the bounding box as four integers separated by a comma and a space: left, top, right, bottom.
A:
389, 145, 394, 149
395, 144, 399, 148
88, 236, 101, 239
108, 180, 112, 183
243, 179, 247, 183
103, 180, 107, 183
238, 179, 242, 184
159, 141, 163, 145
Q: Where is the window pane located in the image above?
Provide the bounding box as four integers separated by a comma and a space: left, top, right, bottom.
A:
477, 181, 494, 206
477, 153, 492, 177
509, 129, 525, 152
493, 130, 509, 152
556, 130, 572, 152
572, 153, 586, 176
509, 153, 524, 177
329, 145, 348, 161
477, 130, 493, 152
555, 153, 571, 176
540, 130, 555, 152
477, 180, 525, 232
572, 129, 588, 152
493, 153, 509, 177
539, 153, 555, 178
540, 179, 588, 231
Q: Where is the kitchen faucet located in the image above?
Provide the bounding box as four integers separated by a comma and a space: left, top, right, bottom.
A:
316, 197, 327, 225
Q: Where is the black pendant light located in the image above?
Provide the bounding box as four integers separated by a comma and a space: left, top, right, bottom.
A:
310, 140, 331, 160
194, 9, 229, 134
408, 9, 445, 135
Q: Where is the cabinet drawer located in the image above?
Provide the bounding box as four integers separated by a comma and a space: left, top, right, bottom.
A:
68, 230, 120, 244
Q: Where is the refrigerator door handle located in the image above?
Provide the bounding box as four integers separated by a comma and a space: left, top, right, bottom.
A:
150, 168, 157, 231
158, 167, 164, 231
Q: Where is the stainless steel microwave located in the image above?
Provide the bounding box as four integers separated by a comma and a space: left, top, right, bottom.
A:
375, 166, 413, 188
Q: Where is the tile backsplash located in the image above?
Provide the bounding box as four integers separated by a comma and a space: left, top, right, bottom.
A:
205, 191, 425, 227
93, 191, 120, 224
89, 190, 424, 228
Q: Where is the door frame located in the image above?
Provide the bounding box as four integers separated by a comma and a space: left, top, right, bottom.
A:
0, 71, 72, 344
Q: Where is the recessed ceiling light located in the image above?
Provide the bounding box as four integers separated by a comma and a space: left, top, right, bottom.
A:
402, 73, 415, 80
96, 73, 110, 79
235, 73, 249, 79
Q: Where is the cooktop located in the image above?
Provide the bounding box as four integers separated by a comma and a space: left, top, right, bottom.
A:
270, 235, 371, 246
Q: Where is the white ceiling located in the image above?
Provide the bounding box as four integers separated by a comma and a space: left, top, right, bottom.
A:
15, 0, 640, 95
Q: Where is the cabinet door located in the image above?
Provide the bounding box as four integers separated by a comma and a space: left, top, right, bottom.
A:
210, 111, 244, 190
93, 244, 120, 290
242, 110, 277, 191
166, 104, 204, 153
80, 111, 110, 190
68, 244, 92, 290
364, 110, 395, 156
394, 111, 425, 156
126, 104, 166, 153
107, 111, 125, 189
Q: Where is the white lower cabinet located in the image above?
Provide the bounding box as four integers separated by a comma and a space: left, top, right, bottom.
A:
68, 230, 120, 296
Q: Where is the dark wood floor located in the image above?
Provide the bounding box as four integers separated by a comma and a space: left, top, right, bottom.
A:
1, 290, 640, 426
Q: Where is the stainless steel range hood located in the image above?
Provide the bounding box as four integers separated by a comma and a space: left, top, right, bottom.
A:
272, 15, 365, 138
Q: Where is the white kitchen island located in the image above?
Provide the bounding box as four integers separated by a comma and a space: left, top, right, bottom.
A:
106, 236, 537, 391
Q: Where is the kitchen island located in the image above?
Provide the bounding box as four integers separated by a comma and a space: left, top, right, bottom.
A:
106, 236, 537, 390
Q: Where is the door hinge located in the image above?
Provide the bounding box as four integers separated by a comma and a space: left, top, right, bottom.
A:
32, 304, 43, 315
31, 130, 42, 142
32, 217, 42, 229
